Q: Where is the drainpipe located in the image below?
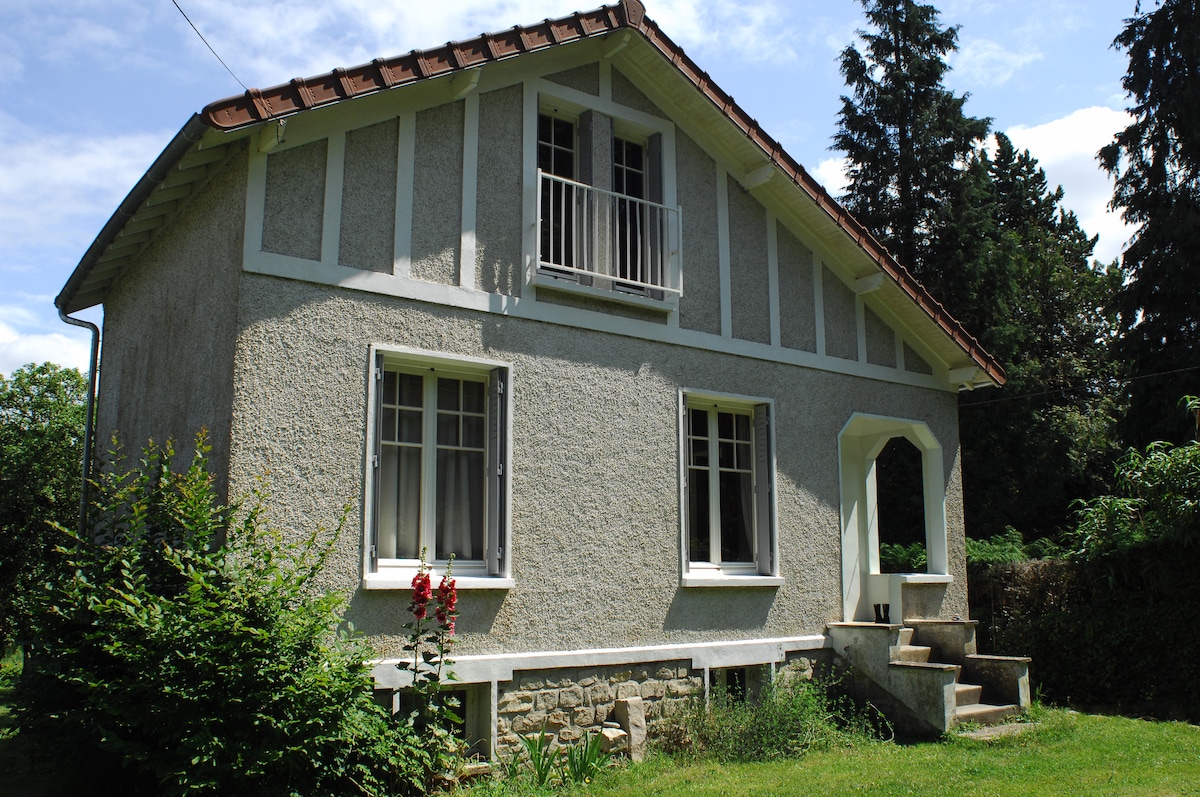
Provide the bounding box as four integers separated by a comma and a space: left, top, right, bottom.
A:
56, 308, 99, 536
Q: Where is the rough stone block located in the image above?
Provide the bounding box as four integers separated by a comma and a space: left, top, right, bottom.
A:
520, 678, 545, 690
640, 679, 665, 698
497, 717, 510, 733
587, 682, 614, 704
580, 676, 598, 687
610, 670, 632, 683
498, 691, 534, 713
559, 685, 586, 708
511, 711, 547, 734
656, 667, 676, 680
535, 691, 559, 711
573, 705, 595, 726
558, 725, 584, 742
614, 697, 648, 762
546, 709, 570, 730
599, 726, 628, 754
667, 679, 695, 697
616, 682, 640, 699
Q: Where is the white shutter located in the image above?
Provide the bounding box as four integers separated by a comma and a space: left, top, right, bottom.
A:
369, 352, 385, 570
486, 367, 507, 576
754, 403, 774, 575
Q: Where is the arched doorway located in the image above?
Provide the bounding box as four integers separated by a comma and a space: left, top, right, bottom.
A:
838, 414, 949, 622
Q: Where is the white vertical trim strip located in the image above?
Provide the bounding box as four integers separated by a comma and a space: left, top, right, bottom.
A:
322, 131, 346, 266
394, 112, 417, 278
766, 213, 781, 348
522, 81, 540, 291
717, 168, 731, 338
460, 92, 480, 289
599, 59, 612, 103
242, 150, 268, 268
813, 258, 826, 357
856, 295, 867, 363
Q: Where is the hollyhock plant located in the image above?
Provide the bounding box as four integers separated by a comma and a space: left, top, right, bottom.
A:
397, 553, 462, 767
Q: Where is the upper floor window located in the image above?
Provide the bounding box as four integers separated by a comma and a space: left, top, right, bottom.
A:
535, 109, 681, 300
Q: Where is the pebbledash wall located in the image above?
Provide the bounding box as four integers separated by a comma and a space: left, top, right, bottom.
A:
91, 48, 973, 756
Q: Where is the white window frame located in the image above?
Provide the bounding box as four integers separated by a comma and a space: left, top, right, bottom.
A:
363, 345, 514, 590
679, 389, 782, 588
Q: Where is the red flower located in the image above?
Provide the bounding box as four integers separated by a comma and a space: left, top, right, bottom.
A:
438, 577, 457, 612
409, 571, 432, 621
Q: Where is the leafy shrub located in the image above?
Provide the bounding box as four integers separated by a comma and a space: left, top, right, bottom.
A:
656, 674, 885, 762
966, 528, 1061, 566
878, 541, 927, 573
18, 434, 432, 796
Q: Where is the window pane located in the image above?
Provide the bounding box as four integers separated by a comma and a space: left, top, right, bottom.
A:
463, 415, 485, 449
462, 380, 485, 414
719, 470, 754, 563
719, 441, 735, 469
383, 370, 398, 404
436, 449, 485, 561
736, 442, 752, 471
398, 410, 422, 444
438, 378, 461, 411
718, 411, 734, 440
689, 408, 708, 438
437, 412, 459, 446
736, 414, 751, 440
688, 467, 710, 562
381, 407, 396, 442
378, 446, 421, 560
690, 437, 708, 467
398, 372, 423, 407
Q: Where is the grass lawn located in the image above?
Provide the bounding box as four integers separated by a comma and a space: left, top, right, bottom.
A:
470, 709, 1200, 797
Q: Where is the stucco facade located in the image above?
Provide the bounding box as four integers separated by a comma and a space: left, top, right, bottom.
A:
62, 1, 1004, 756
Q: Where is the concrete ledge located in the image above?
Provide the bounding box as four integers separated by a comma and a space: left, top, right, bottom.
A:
371, 634, 830, 688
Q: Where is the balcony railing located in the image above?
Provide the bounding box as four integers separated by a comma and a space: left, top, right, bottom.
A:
537, 170, 682, 297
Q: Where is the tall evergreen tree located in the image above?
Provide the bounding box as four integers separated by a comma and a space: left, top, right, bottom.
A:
833, 0, 990, 291
959, 135, 1124, 539
1100, 0, 1200, 447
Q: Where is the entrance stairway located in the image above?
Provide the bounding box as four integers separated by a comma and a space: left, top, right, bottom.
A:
828, 620, 1030, 737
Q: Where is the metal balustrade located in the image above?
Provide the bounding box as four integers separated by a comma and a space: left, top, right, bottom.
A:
537, 170, 682, 296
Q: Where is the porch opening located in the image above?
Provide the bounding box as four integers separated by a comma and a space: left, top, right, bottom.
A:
876, 437, 927, 573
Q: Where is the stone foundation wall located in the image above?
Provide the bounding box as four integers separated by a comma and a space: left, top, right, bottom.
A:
495, 661, 703, 754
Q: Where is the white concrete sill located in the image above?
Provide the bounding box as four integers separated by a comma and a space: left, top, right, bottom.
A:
533, 272, 679, 313
681, 575, 784, 588
362, 574, 514, 591
884, 573, 953, 585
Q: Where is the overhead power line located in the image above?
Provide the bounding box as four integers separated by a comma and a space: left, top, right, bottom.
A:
960, 364, 1200, 408
172, 0, 248, 92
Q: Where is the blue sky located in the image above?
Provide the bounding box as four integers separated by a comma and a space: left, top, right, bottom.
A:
0, 0, 1140, 376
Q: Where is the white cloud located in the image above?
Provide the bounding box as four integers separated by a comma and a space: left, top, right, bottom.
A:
952, 38, 1042, 87
813, 156, 850, 200
0, 113, 169, 266
1005, 106, 1136, 262
0, 316, 92, 377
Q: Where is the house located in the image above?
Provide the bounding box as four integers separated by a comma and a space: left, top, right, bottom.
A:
56, 0, 1029, 752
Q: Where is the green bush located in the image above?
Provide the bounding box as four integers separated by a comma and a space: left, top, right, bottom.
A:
878, 541, 927, 573
656, 674, 885, 762
18, 434, 432, 796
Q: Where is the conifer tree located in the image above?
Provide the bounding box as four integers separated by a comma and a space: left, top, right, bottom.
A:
833, 0, 989, 290
1100, 0, 1200, 447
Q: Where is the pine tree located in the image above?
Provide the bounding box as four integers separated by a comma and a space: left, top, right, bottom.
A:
833, 0, 990, 289
959, 135, 1124, 539
1100, 0, 1200, 447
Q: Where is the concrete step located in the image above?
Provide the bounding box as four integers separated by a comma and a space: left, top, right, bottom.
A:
955, 702, 1021, 726
895, 644, 932, 663
897, 627, 914, 646
955, 683, 984, 706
